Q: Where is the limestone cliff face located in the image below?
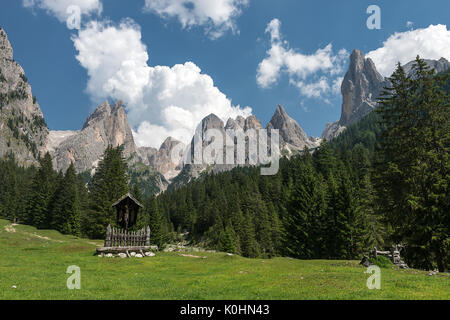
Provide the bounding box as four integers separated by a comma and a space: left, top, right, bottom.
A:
340, 49, 385, 127
322, 49, 385, 141
225, 115, 262, 131
138, 136, 185, 181
48, 100, 138, 173
170, 106, 320, 188
170, 113, 230, 188
0, 27, 49, 165
321, 50, 450, 141
267, 105, 320, 152
244, 115, 263, 131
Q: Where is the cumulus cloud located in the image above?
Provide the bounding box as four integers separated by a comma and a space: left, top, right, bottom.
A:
72, 20, 251, 148
22, 0, 102, 22
73, 20, 150, 104
257, 19, 348, 102
367, 24, 450, 77
143, 0, 249, 39
295, 77, 330, 99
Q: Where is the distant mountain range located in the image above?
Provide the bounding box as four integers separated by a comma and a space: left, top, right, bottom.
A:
1, 27, 449, 195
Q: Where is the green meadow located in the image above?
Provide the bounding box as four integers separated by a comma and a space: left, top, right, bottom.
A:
0, 219, 448, 300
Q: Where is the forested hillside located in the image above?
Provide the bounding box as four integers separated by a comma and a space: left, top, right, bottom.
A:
0, 58, 448, 271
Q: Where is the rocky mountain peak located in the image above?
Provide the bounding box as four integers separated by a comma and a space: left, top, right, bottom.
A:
322, 50, 450, 142
0, 28, 13, 61
138, 136, 185, 182
225, 117, 241, 130
225, 114, 262, 131
235, 115, 246, 128
82, 100, 112, 129
267, 104, 319, 151
49, 100, 137, 173
160, 136, 181, 152
340, 49, 385, 127
0, 27, 49, 165
272, 104, 289, 120
244, 115, 263, 130
322, 49, 385, 141
201, 113, 225, 132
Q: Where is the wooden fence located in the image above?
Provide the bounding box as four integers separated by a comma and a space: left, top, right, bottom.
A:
104, 224, 150, 248
370, 245, 408, 268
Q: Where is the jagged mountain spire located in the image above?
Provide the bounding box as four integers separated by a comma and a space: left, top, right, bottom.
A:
47, 100, 137, 173
322, 49, 385, 141
267, 105, 317, 150
340, 49, 385, 127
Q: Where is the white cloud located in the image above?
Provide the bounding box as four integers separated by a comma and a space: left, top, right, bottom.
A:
73, 20, 150, 104
406, 21, 414, 28
367, 24, 450, 77
72, 20, 251, 148
22, 0, 102, 22
295, 77, 330, 99
257, 19, 348, 102
143, 0, 248, 39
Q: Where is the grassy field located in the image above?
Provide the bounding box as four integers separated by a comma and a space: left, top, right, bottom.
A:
0, 219, 448, 300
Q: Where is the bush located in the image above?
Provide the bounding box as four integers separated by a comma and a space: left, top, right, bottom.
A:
370, 256, 393, 268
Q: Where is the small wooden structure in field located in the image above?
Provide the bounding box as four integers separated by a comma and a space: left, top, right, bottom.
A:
96, 193, 152, 257
112, 193, 143, 230
360, 245, 408, 268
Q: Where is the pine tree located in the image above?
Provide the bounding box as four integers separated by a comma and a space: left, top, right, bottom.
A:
25, 152, 56, 229
51, 163, 81, 235
284, 156, 319, 259
219, 222, 237, 254
147, 196, 163, 248
376, 57, 450, 271
240, 211, 259, 258
85, 145, 129, 238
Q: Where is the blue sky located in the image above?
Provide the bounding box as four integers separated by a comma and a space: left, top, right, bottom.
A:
1, 0, 450, 147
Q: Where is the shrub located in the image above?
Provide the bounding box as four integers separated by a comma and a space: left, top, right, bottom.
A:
370, 256, 393, 268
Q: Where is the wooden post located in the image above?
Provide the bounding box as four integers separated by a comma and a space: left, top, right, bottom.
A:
105, 224, 112, 247
145, 226, 150, 246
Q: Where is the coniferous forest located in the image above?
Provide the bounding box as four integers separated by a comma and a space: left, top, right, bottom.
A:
0, 58, 448, 271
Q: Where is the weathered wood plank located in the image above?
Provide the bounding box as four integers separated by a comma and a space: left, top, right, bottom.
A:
96, 246, 151, 254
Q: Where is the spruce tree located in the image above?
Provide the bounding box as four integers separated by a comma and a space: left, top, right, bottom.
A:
240, 211, 259, 258
86, 145, 129, 238
376, 57, 450, 271
147, 196, 163, 248
51, 163, 81, 236
25, 152, 56, 229
284, 156, 318, 259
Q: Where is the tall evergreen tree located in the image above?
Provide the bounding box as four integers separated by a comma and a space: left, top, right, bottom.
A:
240, 211, 259, 258
284, 156, 319, 259
147, 196, 164, 248
25, 152, 56, 229
376, 57, 450, 271
85, 145, 129, 238
51, 163, 81, 235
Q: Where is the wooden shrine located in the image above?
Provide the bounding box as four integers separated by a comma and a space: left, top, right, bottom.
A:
96, 193, 151, 256
112, 193, 143, 230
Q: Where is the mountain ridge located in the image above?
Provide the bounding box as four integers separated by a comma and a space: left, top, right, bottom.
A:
0, 27, 49, 165
2, 26, 449, 195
